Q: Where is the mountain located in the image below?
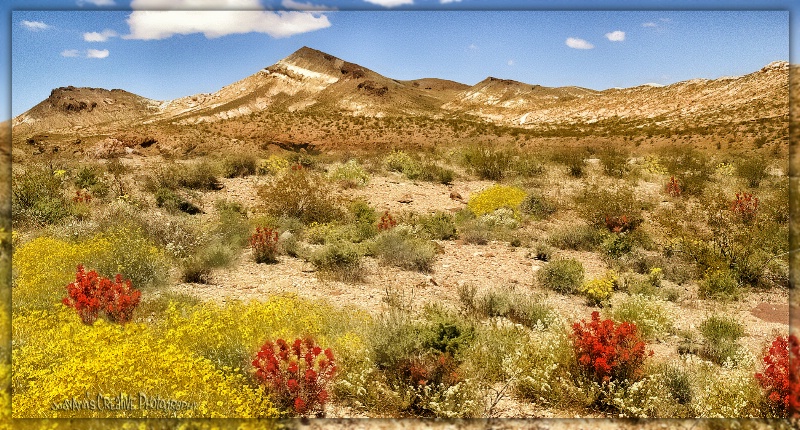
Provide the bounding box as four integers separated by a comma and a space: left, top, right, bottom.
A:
11, 47, 790, 148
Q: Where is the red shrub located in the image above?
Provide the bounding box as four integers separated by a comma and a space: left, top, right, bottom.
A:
665, 176, 682, 197
755, 334, 800, 417
399, 353, 461, 388
62, 265, 141, 324
731, 192, 759, 223
377, 211, 397, 231
252, 337, 337, 416
72, 190, 92, 204
604, 215, 640, 233
571, 311, 652, 383
250, 226, 279, 264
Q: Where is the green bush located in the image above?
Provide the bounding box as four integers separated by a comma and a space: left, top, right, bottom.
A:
330, 159, 370, 187
12, 165, 72, 226
658, 363, 693, 405
736, 157, 769, 188
220, 153, 257, 178
417, 162, 455, 185
598, 146, 632, 178
550, 147, 586, 178
154, 188, 202, 215
576, 186, 645, 232
92, 226, 169, 290
547, 224, 603, 251
661, 147, 712, 196
309, 241, 364, 282
520, 193, 556, 220
461, 146, 512, 181
178, 160, 223, 190
410, 211, 457, 240
537, 258, 584, 294
698, 268, 740, 300
474, 289, 553, 329
258, 168, 343, 224
609, 294, 673, 340
371, 229, 437, 272
699, 315, 745, 366
74, 165, 109, 198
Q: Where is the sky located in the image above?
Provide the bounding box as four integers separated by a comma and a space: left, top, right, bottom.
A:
6, 0, 795, 120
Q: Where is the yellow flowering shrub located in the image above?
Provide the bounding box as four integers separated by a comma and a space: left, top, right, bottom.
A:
581, 271, 618, 306
257, 155, 289, 175
642, 156, 667, 175
12, 307, 279, 418
716, 162, 735, 176
13, 231, 167, 312
467, 185, 527, 217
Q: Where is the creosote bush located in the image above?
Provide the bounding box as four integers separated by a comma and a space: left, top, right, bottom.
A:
221, 153, 257, 178
258, 167, 343, 225
370, 228, 437, 272
699, 315, 745, 366
537, 258, 584, 294
309, 241, 364, 282
609, 294, 673, 341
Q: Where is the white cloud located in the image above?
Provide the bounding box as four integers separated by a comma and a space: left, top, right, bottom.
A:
565, 37, 594, 50
468, 43, 477, 50
77, 0, 116, 6
642, 22, 657, 28
83, 29, 118, 42
125, 10, 330, 39
126, 0, 330, 39
61, 49, 80, 57
440, 0, 462, 3
605, 30, 625, 42
21, 20, 50, 31
363, 0, 414, 7
282, 0, 336, 10
130, 0, 263, 9
87, 49, 110, 58
507, 59, 515, 66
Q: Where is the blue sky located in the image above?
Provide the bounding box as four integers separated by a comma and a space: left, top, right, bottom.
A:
6, 1, 794, 120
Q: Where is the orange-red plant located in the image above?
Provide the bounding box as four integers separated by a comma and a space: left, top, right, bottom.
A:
731, 192, 759, 223
604, 215, 639, 233
755, 334, 800, 418
377, 211, 397, 231
252, 337, 336, 417
72, 190, 92, 204
665, 176, 682, 197
250, 226, 279, 264
62, 265, 141, 324
571, 311, 652, 383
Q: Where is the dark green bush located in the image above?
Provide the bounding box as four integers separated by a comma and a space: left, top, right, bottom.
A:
309, 241, 364, 282
371, 229, 437, 272
537, 258, 584, 294
699, 315, 745, 365
154, 188, 202, 215
12, 165, 71, 226
547, 224, 603, 251
462, 146, 512, 181
598, 146, 631, 178
736, 157, 769, 188
258, 168, 343, 224
661, 147, 712, 196
576, 186, 645, 232
220, 153, 257, 178
520, 193, 556, 220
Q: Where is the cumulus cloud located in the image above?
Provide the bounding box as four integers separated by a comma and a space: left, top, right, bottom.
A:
282, 0, 336, 10
130, 0, 263, 9
125, 0, 331, 39
77, 0, 116, 5
86, 49, 110, 58
363, 0, 414, 7
605, 30, 625, 42
84, 29, 118, 42
565, 37, 594, 50
125, 10, 330, 39
61, 49, 80, 57
21, 20, 50, 31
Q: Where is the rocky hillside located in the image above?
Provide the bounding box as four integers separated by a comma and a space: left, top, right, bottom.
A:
11, 47, 790, 143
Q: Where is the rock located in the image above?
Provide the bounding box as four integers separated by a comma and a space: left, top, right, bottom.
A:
449, 191, 463, 201
398, 194, 413, 203
279, 231, 294, 242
